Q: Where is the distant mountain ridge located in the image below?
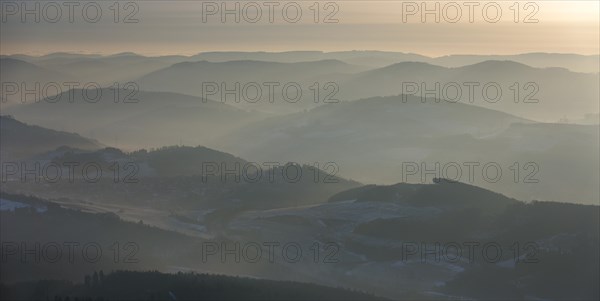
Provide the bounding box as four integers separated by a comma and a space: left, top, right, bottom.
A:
338, 60, 598, 121
5, 51, 598, 72
5, 52, 598, 119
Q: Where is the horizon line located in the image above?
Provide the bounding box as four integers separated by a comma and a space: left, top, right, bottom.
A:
2, 50, 599, 59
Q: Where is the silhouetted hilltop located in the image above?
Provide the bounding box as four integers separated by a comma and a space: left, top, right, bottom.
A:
329, 180, 518, 211
0, 115, 102, 160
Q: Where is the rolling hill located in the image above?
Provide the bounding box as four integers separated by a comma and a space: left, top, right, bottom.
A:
0, 115, 102, 160
338, 60, 599, 122
4, 89, 264, 150
215, 95, 598, 204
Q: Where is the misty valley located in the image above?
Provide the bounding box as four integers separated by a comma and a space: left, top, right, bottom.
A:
1, 9, 599, 299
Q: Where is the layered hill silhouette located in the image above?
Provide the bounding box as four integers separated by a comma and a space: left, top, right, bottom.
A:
0, 115, 102, 160
4, 92, 598, 205
137, 59, 366, 113
4, 89, 264, 149
2, 178, 598, 300
338, 60, 599, 121
8, 51, 596, 72
188, 51, 599, 73
4, 53, 598, 120
0, 58, 74, 107
222, 179, 599, 300
216, 95, 599, 204
0, 118, 361, 211
1, 53, 186, 85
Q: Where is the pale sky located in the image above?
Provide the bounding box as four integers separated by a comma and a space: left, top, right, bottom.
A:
0, 1, 598, 56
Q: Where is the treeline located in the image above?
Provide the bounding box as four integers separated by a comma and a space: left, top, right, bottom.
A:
0, 270, 385, 301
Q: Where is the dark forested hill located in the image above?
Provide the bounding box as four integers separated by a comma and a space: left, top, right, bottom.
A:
0, 270, 385, 301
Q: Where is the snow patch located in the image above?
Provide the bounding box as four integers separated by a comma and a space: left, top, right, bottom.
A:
0, 198, 47, 213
